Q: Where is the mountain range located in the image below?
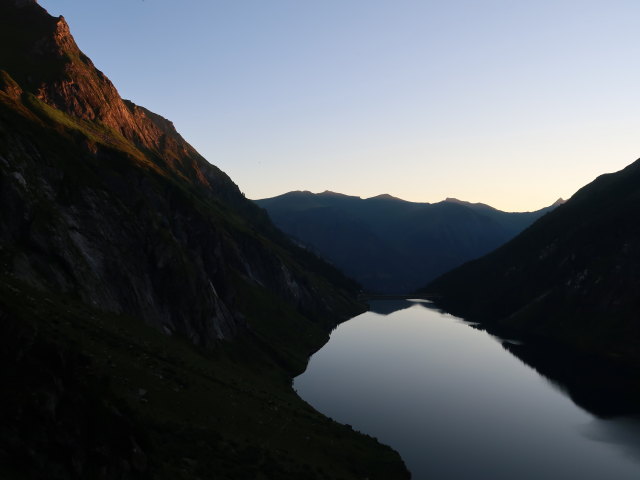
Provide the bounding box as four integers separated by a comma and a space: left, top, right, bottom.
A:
256, 191, 562, 293
4, 0, 640, 478
0, 2, 408, 478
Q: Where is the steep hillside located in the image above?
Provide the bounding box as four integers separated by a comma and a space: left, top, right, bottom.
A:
0, 0, 361, 346
425, 158, 640, 366
0, 1, 408, 478
256, 190, 558, 293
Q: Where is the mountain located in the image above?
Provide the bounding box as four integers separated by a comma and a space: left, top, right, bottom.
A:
256, 190, 559, 293
424, 159, 640, 366
0, 2, 408, 478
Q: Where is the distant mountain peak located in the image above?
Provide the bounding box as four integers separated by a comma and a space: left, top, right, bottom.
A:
445, 197, 480, 205
368, 193, 403, 201
319, 190, 360, 198
257, 190, 553, 293
286, 190, 313, 195
444, 197, 495, 211
427, 158, 640, 365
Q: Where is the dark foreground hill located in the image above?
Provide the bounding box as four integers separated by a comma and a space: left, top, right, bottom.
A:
256, 191, 560, 293
0, 1, 408, 478
424, 158, 640, 366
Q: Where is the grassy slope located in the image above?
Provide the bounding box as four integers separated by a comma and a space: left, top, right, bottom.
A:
0, 275, 406, 480
0, 89, 407, 477
0, 68, 360, 308
0, 40, 409, 480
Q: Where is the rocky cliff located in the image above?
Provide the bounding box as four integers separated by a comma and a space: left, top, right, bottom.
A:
0, 0, 359, 347
0, 2, 409, 478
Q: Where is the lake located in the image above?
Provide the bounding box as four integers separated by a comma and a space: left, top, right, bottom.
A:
294, 300, 640, 479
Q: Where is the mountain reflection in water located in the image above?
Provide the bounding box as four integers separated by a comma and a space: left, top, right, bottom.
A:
366, 300, 416, 315
295, 301, 640, 480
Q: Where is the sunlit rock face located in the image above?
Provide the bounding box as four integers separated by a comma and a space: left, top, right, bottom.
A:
0, 4, 406, 480
0, 1, 360, 346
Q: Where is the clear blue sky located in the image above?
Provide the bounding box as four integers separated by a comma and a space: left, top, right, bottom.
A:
40, 0, 640, 211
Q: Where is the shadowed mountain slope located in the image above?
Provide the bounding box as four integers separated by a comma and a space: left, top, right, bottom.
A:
424, 158, 640, 366
0, 0, 364, 347
256, 190, 559, 293
0, 1, 408, 478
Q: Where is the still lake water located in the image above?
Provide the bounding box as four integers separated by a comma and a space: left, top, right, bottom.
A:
294, 300, 640, 479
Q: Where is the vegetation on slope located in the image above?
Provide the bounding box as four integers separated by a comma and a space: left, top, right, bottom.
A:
0, 1, 409, 478
425, 159, 640, 366
0, 276, 406, 480
257, 190, 557, 293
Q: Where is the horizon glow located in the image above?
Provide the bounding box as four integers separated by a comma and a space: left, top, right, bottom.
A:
39, 0, 640, 211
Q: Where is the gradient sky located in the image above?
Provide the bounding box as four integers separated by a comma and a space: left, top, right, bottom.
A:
39, 0, 640, 211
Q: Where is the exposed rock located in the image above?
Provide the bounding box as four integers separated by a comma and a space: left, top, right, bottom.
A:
0, 70, 23, 99
0, 1, 360, 346
0, 3, 404, 478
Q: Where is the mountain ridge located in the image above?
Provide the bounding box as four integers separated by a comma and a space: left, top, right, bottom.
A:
256, 190, 560, 293
0, 2, 409, 478
424, 158, 640, 366
0, 0, 358, 343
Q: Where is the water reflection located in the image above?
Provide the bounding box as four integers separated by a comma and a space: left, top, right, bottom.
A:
498, 339, 640, 468
366, 298, 436, 315
366, 299, 416, 315
500, 341, 640, 418
580, 416, 640, 464
295, 302, 640, 479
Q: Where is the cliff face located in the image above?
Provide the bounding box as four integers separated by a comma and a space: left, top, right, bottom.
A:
0, 4, 413, 479
0, 1, 360, 348
426, 159, 640, 365
4, 2, 224, 194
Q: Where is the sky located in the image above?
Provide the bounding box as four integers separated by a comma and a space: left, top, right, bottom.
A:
39, 0, 640, 211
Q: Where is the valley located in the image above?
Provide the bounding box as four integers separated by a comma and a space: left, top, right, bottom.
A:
2, 1, 640, 479
256, 191, 561, 293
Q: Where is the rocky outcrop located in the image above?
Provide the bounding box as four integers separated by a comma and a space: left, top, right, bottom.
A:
8, 4, 238, 199
0, 1, 360, 347
0, 4, 411, 479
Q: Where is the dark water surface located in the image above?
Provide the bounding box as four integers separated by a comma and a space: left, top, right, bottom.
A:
294, 300, 640, 479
